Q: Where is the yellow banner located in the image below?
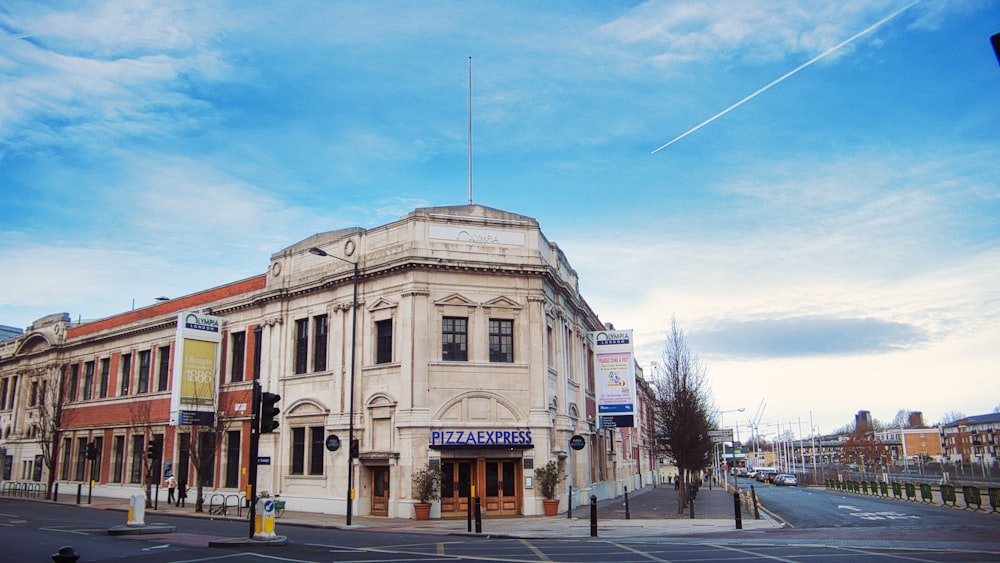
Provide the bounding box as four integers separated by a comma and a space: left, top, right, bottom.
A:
179, 338, 218, 407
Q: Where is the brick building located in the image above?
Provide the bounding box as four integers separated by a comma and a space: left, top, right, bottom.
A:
0, 205, 656, 518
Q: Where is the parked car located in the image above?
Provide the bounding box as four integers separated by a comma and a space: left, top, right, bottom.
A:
774, 474, 798, 486
755, 469, 779, 483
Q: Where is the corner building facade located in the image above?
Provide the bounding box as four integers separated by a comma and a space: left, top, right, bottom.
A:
0, 205, 655, 518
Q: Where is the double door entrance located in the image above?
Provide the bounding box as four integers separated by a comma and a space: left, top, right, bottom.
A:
440, 458, 521, 517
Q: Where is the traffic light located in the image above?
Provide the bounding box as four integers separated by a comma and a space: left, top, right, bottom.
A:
350, 438, 360, 459
146, 438, 161, 460
85, 442, 99, 461
260, 392, 281, 434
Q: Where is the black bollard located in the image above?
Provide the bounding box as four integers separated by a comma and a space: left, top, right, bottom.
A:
751, 485, 760, 520
467, 494, 472, 532
51, 545, 80, 563
733, 491, 742, 530
567, 485, 572, 519
589, 495, 598, 537
87, 480, 92, 505
76, 483, 82, 505
474, 496, 482, 534
53, 483, 59, 503
624, 486, 630, 520
688, 484, 695, 519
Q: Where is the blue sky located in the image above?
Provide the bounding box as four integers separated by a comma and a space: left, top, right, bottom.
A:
2, 1, 998, 436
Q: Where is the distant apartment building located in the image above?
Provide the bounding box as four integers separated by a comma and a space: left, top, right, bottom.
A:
941, 413, 1000, 464
0, 205, 657, 518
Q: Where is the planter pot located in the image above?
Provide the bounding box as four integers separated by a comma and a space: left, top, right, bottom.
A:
414, 503, 432, 520
542, 498, 560, 516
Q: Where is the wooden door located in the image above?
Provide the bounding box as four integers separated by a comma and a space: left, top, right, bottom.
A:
371, 467, 389, 516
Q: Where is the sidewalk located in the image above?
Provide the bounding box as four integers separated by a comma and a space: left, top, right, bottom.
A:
41, 483, 781, 539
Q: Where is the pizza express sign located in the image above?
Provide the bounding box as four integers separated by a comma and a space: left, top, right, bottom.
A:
430, 429, 533, 448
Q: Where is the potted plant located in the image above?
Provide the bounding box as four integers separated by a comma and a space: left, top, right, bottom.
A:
411, 466, 442, 520
534, 460, 565, 516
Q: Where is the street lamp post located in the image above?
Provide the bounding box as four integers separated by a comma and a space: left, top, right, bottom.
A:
718, 407, 745, 490
309, 246, 359, 526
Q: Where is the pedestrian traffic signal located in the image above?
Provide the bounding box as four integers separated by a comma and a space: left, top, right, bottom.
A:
85, 442, 99, 461
350, 438, 360, 459
146, 438, 161, 460
260, 392, 281, 434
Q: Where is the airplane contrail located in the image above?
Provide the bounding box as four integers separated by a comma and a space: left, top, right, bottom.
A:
651, 2, 919, 154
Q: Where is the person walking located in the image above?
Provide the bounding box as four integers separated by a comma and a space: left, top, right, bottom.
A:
165, 475, 177, 504
176, 479, 187, 508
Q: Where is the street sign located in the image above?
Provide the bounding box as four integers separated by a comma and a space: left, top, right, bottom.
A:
257, 456, 271, 465
711, 435, 730, 443
708, 429, 733, 439
178, 410, 216, 426
569, 435, 586, 450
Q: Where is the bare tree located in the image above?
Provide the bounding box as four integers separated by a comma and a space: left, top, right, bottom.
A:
890, 409, 912, 429
181, 396, 242, 513
940, 411, 966, 425
126, 399, 159, 507
37, 365, 74, 500
841, 433, 889, 472
653, 318, 715, 514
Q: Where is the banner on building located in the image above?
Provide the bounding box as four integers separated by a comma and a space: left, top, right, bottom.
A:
169, 311, 222, 426
592, 329, 636, 428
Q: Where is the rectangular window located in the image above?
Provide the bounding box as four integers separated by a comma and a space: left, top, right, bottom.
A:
69, 364, 79, 402
489, 319, 514, 363
376, 319, 393, 364
225, 431, 241, 488
112, 436, 125, 483
442, 317, 468, 361
30, 381, 38, 407
137, 350, 151, 393
7, 376, 15, 409
310, 427, 324, 475
291, 427, 305, 475
230, 331, 246, 382
61, 437, 72, 480
294, 319, 308, 374
157, 345, 171, 391
313, 315, 328, 372
83, 362, 94, 400
75, 437, 88, 481
0, 378, 7, 410
119, 354, 131, 396
130, 435, 144, 484
90, 437, 103, 482
290, 426, 324, 476
177, 433, 191, 485
97, 358, 111, 399
199, 433, 215, 487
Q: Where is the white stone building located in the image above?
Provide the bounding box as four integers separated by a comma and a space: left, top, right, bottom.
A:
0, 205, 657, 518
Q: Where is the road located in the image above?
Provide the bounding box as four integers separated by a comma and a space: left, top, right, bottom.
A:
4, 494, 1000, 562
744, 477, 1000, 550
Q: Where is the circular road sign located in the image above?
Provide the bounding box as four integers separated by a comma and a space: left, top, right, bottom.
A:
325, 434, 341, 452
570, 435, 586, 450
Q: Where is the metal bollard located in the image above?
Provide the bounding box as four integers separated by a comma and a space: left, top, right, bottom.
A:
751, 485, 760, 519
688, 484, 695, 519
733, 492, 742, 530
53, 483, 59, 503
51, 545, 80, 562
624, 486, 630, 520
467, 494, 472, 532
474, 496, 482, 534
567, 485, 572, 519
76, 483, 82, 505
589, 495, 598, 537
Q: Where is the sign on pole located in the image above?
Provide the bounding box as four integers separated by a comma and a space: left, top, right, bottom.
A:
592, 329, 636, 428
